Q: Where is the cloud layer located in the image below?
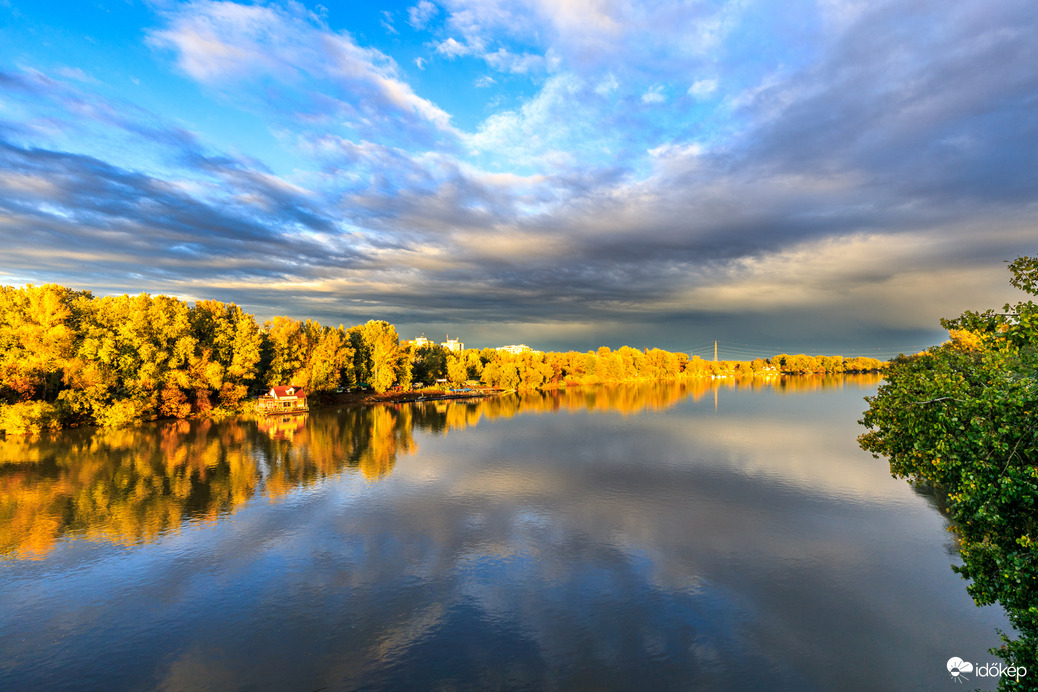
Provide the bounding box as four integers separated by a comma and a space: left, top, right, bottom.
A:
0, 0, 1035, 352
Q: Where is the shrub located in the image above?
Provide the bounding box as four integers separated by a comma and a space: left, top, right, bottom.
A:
0, 401, 64, 435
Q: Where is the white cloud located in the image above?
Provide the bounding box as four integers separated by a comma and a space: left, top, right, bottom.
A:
641, 84, 665, 104
408, 0, 439, 30
687, 78, 717, 99
55, 66, 98, 84
149, 1, 456, 136
435, 37, 471, 58
482, 48, 546, 74
647, 142, 702, 159
594, 73, 619, 95
149, 2, 285, 83
465, 73, 585, 162
433, 0, 738, 77
474, 75, 496, 88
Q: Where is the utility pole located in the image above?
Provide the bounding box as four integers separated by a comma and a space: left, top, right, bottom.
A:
714, 340, 718, 362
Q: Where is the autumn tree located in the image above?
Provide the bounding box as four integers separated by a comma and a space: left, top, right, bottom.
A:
306, 326, 354, 393
446, 354, 468, 386
463, 349, 484, 381
263, 316, 307, 387
0, 284, 84, 403
192, 300, 263, 394
360, 320, 403, 393
784, 354, 812, 374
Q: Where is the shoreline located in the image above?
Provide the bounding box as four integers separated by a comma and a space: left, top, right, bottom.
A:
305, 386, 506, 410
298, 369, 886, 412
2, 373, 884, 436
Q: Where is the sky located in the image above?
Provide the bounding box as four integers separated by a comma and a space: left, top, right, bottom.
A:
0, 0, 1035, 357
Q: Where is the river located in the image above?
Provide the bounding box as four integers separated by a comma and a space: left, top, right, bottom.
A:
0, 375, 1011, 690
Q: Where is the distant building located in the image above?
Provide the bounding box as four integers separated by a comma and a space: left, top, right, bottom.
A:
495, 344, 533, 355
412, 334, 431, 348
441, 335, 464, 352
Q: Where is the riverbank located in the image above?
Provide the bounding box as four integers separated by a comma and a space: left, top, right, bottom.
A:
3, 373, 883, 436
308, 386, 505, 408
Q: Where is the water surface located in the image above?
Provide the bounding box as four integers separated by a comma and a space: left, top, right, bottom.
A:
0, 376, 1010, 690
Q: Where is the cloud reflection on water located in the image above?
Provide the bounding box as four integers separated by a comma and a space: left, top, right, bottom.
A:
0, 374, 1008, 691
0, 375, 878, 559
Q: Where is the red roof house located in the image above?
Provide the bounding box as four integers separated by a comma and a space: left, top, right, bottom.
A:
257, 384, 309, 413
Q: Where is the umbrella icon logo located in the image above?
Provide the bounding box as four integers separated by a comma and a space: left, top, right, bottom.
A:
947, 657, 974, 682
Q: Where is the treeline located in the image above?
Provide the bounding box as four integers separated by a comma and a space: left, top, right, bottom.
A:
0, 285, 410, 434
687, 353, 883, 375
0, 284, 884, 434
413, 344, 884, 390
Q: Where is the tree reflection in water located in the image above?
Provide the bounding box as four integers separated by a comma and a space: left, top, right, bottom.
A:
0, 374, 881, 559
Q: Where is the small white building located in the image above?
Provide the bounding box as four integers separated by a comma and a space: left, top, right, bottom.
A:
441, 335, 464, 352
495, 344, 532, 355
412, 334, 431, 348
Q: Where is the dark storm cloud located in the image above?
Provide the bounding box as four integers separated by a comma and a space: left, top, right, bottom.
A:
0, 141, 364, 282
737, 0, 1038, 204
427, 0, 1038, 337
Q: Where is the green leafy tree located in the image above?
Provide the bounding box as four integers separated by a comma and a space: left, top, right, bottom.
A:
412, 344, 448, 384
859, 257, 1038, 688
395, 342, 414, 390
347, 326, 372, 386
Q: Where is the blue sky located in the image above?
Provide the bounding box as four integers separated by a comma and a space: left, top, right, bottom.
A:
1, 0, 1035, 355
